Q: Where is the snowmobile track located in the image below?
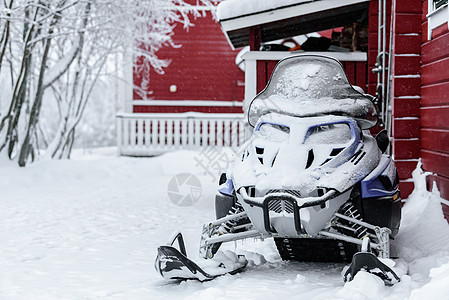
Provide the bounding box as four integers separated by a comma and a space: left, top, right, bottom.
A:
274, 237, 359, 262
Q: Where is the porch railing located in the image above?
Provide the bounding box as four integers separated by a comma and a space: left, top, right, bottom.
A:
116, 112, 246, 156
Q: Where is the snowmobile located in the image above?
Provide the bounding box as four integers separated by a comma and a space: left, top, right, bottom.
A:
155, 55, 401, 284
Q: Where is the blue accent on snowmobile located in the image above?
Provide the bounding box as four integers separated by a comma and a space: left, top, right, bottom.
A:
218, 179, 234, 196
361, 156, 398, 198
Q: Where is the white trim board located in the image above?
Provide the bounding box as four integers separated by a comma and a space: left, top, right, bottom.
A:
117, 112, 244, 119
132, 100, 243, 107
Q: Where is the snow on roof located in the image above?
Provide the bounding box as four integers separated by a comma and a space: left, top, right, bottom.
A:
216, 0, 310, 21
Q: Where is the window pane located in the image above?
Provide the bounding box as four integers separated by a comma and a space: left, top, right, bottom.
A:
434, 0, 448, 10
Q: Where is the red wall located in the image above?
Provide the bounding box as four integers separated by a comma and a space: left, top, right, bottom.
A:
391, 0, 449, 218
421, 1, 449, 210
133, 10, 245, 113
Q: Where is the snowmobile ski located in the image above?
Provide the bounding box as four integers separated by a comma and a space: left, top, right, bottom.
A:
155, 233, 247, 281
343, 251, 400, 285
343, 238, 400, 285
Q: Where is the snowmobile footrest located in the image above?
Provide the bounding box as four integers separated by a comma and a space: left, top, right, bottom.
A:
343, 252, 400, 285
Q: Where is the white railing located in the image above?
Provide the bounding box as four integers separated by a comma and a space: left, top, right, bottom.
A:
116, 112, 246, 156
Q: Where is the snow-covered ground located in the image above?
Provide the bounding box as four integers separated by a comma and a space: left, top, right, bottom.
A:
1, 149, 449, 299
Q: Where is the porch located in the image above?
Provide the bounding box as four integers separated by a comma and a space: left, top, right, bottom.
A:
116, 112, 245, 156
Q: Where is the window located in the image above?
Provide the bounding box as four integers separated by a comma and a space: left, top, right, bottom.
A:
427, 0, 449, 39
434, 0, 448, 10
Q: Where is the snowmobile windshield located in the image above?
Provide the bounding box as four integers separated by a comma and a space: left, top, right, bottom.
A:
247, 55, 378, 129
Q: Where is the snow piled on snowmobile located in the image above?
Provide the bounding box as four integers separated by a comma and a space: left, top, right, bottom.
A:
155, 55, 403, 285
248, 55, 377, 129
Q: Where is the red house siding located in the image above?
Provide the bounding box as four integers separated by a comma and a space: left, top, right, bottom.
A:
420, 0, 449, 209
133, 10, 245, 113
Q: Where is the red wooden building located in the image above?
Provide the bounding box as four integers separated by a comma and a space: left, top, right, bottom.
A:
215, 0, 449, 210
132, 6, 245, 114
117, 2, 247, 156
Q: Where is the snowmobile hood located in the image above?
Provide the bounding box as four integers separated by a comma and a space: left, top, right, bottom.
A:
231, 113, 372, 195
248, 55, 378, 129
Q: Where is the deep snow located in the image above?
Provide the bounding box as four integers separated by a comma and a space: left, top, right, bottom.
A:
1, 149, 449, 299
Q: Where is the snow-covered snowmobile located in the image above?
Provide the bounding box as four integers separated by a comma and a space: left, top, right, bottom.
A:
155, 55, 401, 284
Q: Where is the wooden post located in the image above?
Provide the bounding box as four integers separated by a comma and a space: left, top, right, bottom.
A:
116, 116, 122, 155
351, 22, 358, 52
249, 26, 261, 51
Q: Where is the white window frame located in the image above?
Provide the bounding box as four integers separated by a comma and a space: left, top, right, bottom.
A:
427, 0, 449, 39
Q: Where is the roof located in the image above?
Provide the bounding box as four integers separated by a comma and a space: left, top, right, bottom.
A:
217, 0, 370, 49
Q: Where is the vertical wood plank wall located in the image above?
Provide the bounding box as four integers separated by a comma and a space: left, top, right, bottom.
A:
391, 0, 449, 218
421, 0, 449, 216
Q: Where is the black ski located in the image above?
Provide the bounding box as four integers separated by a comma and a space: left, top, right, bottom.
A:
155, 233, 247, 281
343, 251, 400, 285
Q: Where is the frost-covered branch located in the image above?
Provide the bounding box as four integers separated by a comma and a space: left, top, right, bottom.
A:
0, 0, 218, 165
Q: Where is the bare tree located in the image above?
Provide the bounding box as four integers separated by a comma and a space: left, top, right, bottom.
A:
0, 0, 216, 165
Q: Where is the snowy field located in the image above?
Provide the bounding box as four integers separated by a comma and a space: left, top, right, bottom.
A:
1, 148, 449, 299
